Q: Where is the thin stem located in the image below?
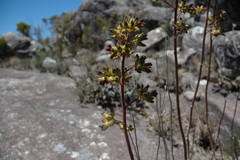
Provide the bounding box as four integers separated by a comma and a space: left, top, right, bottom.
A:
156, 59, 169, 160
129, 132, 139, 160
132, 116, 140, 160
205, 0, 216, 157
155, 95, 161, 160
168, 92, 174, 160
165, 1, 175, 9
186, 0, 211, 156
164, 36, 174, 160
231, 91, 239, 159
121, 54, 134, 160
125, 65, 135, 73
155, 59, 161, 160
173, 0, 187, 159
126, 97, 140, 108
213, 100, 226, 160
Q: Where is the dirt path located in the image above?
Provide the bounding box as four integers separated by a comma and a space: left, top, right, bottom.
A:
0, 69, 181, 160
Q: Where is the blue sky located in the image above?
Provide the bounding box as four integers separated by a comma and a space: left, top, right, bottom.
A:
0, 0, 85, 39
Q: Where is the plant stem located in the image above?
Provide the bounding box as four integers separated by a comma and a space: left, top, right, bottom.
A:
213, 100, 226, 159
231, 91, 239, 159
126, 97, 139, 108
205, 26, 215, 156
120, 55, 134, 160
173, 0, 187, 159
186, 0, 211, 156
205, 0, 215, 154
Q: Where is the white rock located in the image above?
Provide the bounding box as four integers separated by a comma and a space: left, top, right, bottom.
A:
42, 57, 57, 71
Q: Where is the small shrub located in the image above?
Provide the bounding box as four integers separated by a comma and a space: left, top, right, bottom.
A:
0, 37, 14, 59
16, 22, 31, 37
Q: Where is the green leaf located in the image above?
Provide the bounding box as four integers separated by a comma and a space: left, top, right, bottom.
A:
134, 54, 152, 73
136, 84, 158, 103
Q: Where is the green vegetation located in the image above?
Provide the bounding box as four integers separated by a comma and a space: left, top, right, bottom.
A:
0, 37, 14, 58
16, 22, 31, 37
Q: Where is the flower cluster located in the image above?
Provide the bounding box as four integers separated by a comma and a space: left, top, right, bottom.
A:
99, 108, 134, 131
178, 1, 205, 16
99, 109, 118, 131
106, 42, 133, 59
174, 18, 190, 34
110, 16, 146, 39
97, 66, 132, 85
208, 10, 226, 36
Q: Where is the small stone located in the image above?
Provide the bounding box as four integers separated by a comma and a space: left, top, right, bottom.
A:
183, 90, 201, 101
70, 152, 80, 158
90, 142, 97, 147
69, 121, 75, 125
98, 142, 108, 147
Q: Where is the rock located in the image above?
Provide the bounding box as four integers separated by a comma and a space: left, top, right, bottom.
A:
137, 27, 168, 52
213, 31, 240, 77
1, 32, 45, 57
72, 58, 80, 66
167, 48, 196, 65
62, 53, 74, 58
183, 90, 201, 101
213, 31, 240, 89
138, 6, 173, 27
96, 40, 114, 62
99, 40, 115, 55
28, 40, 45, 52
42, 57, 58, 71
68, 65, 87, 79
182, 26, 210, 53
2, 32, 31, 50
76, 48, 89, 56
96, 54, 110, 62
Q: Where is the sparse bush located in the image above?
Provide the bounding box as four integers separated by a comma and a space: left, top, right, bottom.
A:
16, 22, 31, 37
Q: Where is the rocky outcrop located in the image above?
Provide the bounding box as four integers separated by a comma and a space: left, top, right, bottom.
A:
1, 32, 45, 57
56, 0, 173, 48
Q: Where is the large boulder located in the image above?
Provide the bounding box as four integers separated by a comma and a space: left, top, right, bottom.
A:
1, 32, 45, 57
213, 31, 240, 74
137, 27, 168, 52
213, 31, 240, 90
2, 32, 31, 50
